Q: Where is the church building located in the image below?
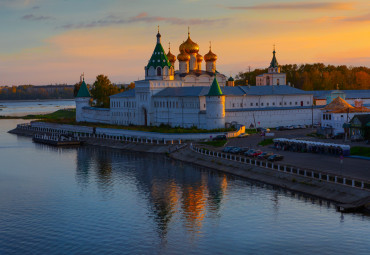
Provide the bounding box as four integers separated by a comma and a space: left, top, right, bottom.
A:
76, 29, 322, 130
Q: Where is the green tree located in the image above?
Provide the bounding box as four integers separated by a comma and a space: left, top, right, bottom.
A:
90, 74, 120, 108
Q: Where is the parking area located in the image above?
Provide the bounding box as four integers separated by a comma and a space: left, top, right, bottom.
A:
206, 128, 370, 180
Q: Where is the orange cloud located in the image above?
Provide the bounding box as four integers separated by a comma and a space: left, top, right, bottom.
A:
224, 2, 355, 11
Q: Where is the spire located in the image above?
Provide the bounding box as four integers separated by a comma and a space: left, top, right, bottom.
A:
76, 78, 91, 98
269, 45, 279, 68
207, 77, 223, 96
188, 26, 190, 37
156, 25, 161, 44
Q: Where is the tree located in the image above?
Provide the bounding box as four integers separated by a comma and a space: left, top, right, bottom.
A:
90, 74, 121, 108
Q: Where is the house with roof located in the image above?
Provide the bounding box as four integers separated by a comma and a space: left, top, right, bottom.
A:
321, 96, 370, 136
349, 114, 370, 140
76, 29, 324, 130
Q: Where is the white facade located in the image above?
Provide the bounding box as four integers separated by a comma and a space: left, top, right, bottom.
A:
76, 32, 326, 130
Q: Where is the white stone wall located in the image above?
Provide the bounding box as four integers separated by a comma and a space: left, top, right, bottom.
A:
79, 107, 110, 124
225, 108, 322, 128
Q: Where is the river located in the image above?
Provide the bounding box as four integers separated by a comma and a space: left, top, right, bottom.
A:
0, 101, 369, 254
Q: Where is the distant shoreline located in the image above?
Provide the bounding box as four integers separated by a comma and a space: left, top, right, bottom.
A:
0, 99, 74, 103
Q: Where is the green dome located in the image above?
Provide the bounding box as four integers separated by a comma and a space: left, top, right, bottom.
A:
228, 76, 234, 81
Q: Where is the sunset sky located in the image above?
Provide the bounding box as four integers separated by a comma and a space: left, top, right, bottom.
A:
1, 0, 369, 85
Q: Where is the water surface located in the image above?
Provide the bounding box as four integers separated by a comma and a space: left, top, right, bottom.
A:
0, 106, 370, 254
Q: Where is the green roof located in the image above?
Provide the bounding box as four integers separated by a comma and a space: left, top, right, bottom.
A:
269, 50, 279, 68
228, 76, 234, 81
146, 43, 172, 69
76, 80, 91, 98
207, 77, 223, 96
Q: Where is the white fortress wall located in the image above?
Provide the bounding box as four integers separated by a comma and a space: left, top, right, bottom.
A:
225, 108, 322, 128
80, 107, 111, 124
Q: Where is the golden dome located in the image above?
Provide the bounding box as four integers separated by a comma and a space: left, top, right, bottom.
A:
179, 29, 199, 54
177, 50, 190, 61
167, 44, 176, 63
196, 54, 203, 62
204, 49, 217, 62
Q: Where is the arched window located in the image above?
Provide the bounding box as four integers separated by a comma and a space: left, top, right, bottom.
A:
266, 76, 270, 85
277, 79, 280, 85
157, 67, 162, 76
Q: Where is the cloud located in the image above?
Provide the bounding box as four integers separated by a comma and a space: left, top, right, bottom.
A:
60, 12, 227, 29
22, 14, 54, 21
224, 2, 354, 11
340, 13, 370, 22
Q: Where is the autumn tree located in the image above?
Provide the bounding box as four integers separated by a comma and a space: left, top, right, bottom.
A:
90, 74, 121, 108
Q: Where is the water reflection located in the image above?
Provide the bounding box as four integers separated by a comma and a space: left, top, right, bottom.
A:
75, 146, 229, 237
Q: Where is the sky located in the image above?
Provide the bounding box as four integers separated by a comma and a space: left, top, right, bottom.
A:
0, 0, 369, 85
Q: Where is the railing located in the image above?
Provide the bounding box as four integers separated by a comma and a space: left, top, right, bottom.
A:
16, 123, 182, 145
190, 144, 370, 191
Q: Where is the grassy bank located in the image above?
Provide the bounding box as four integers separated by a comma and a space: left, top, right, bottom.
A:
258, 138, 274, 146
350, 146, 370, 157
0, 109, 75, 120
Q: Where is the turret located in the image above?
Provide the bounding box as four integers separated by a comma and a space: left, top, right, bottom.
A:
204, 42, 217, 73
75, 78, 91, 122
268, 45, 280, 74
206, 77, 225, 130
145, 27, 174, 80
227, 76, 234, 87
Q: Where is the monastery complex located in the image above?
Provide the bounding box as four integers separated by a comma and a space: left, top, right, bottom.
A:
75, 29, 370, 131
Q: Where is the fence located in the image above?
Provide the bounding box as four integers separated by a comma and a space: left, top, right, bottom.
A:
190, 144, 370, 191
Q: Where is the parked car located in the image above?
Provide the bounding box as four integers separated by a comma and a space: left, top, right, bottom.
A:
257, 152, 274, 160
230, 147, 243, 154
244, 149, 255, 156
332, 133, 344, 139
240, 147, 250, 153
276, 126, 286, 131
250, 150, 263, 157
213, 135, 227, 141
286, 125, 294, 130
237, 133, 250, 138
267, 154, 284, 161
222, 146, 235, 153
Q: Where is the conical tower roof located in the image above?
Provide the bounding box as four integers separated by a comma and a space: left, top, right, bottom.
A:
207, 77, 223, 96
76, 79, 91, 98
146, 29, 172, 69
269, 49, 279, 68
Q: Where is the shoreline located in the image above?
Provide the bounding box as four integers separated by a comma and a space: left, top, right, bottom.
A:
9, 126, 370, 213
0, 99, 74, 103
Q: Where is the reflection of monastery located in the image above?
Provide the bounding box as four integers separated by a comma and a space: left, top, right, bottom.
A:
75, 29, 370, 129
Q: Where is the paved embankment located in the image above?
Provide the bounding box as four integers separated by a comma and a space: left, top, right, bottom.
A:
170, 146, 370, 212
9, 127, 177, 154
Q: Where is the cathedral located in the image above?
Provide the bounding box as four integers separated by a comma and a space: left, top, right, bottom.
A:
76, 29, 322, 129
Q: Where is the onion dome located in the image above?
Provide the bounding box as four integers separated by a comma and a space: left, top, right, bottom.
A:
167, 44, 176, 63
177, 50, 190, 61
179, 29, 199, 54
228, 76, 234, 81
196, 54, 203, 62
204, 49, 217, 62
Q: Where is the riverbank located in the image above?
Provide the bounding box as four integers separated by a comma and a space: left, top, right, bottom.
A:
9, 125, 370, 213
170, 146, 370, 213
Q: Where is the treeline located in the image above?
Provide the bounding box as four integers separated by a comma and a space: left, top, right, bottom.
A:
74, 75, 135, 108
0, 85, 74, 100
235, 63, 370, 90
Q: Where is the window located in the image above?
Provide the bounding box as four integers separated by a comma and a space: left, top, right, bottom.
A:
267, 103, 269, 106
277, 79, 280, 85
295, 102, 298, 105
250, 103, 253, 106
284, 102, 287, 105
256, 103, 258, 106
157, 67, 162, 76
233, 103, 235, 107
273, 102, 275, 106
261, 103, 264, 106
290, 102, 292, 105
240, 103, 243, 107
307, 101, 309, 105
279, 102, 282, 105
